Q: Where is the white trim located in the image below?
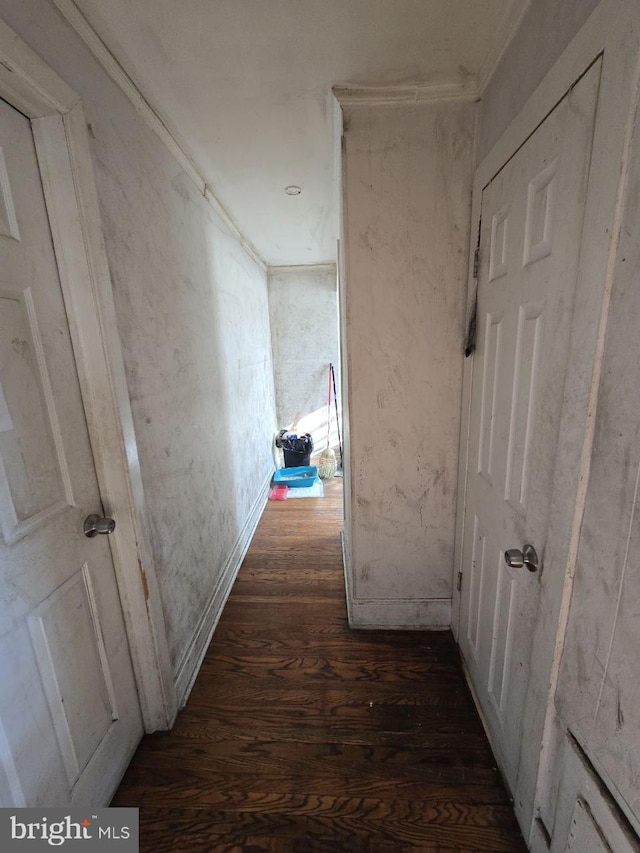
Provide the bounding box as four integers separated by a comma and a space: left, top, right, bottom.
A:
50, 0, 266, 272
0, 17, 176, 731
347, 597, 452, 630
51, 0, 203, 188
532, 3, 640, 843
268, 263, 337, 275
0, 148, 21, 240
332, 81, 478, 108
477, 0, 535, 92
174, 469, 273, 708
341, 528, 353, 625
0, 716, 26, 808
451, 347, 474, 642
71, 735, 138, 809
474, 0, 615, 192
203, 187, 266, 272
0, 18, 78, 116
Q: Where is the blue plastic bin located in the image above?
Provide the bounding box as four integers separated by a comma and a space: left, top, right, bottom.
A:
273, 466, 318, 488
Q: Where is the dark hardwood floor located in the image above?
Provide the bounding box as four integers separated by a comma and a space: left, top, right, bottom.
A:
113, 478, 526, 852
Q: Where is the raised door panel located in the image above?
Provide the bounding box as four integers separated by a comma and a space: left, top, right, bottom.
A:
565, 799, 617, 853
504, 301, 544, 512
28, 566, 117, 787
0, 288, 73, 543
0, 146, 19, 240
549, 737, 639, 853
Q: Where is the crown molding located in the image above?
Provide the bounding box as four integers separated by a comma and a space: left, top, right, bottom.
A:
202, 186, 267, 272
477, 0, 534, 92
50, 0, 267, 272
332, 81, 479, 108
0, 17, 79, 117
268, 263, 337, 275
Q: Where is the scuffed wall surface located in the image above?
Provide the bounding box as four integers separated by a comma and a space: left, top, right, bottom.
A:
341, 100, 474, 620
101, 176, 276, 672
268, 266, 338, 440
2, 0, 277, 671
477, 0, 599, 162
547, 52, 640, 833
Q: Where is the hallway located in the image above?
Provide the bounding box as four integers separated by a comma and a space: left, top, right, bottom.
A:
113, 480, 525, 851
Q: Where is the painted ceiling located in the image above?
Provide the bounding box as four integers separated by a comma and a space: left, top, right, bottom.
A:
71, 0, 529, 266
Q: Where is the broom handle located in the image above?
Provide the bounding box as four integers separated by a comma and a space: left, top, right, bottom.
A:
326, 364, 332, 450
330, 363, 343, 466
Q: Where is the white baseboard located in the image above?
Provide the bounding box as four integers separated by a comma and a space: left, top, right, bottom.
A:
341, 528, 353, 623
174, 468, 273, 707
341, 530, 452, 629
347, 596, 452, 629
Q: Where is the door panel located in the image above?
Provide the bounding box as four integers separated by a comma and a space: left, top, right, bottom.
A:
459, 64, 600, 788
28, 567, 116, 786
549, 737, 639, 853
0, 96, 142, 806
505, 300, 544, 512
0, 286, 73, 543
552, 61, 640, 835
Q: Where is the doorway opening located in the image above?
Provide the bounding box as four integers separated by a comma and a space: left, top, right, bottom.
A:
267, 264, 342, 484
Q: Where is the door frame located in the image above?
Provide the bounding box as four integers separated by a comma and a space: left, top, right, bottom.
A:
452, 0, 640, 841
0, 18, 177, 731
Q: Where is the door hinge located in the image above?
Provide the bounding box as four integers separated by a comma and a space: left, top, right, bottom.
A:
534, 816, 552, 849
457, 572, 463, 592
473, 247, 480, 279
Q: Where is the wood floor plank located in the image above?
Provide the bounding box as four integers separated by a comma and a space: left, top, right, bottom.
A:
195, 654, 465, 683
113, 479, 525, 851
135, 721, 490, 750
128, 739, 499, 781
117, 764, 511, 804
127, 808, 523, 852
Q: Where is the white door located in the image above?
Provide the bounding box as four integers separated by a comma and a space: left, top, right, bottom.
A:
458, 64, 600, 787
0, 97, 142, 806
544, 734, 639, 853
549, 64, 640, 842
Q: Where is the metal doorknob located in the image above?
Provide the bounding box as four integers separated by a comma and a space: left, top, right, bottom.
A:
504, 543, 539, 572
83, 513, 116, 538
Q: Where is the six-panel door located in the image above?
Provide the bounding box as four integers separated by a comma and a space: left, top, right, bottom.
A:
459, 65, 600, 789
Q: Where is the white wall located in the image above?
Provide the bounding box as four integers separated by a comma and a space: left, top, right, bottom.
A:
478, 0, 599, 162
268, 265, 339, 451
340, 99, 474, 627
1, 0, 277, 685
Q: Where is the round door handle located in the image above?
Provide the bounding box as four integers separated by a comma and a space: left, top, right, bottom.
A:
505, 544, 538, 572
83, 513, 116, 538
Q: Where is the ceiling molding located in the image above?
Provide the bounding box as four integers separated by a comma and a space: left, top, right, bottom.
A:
477, 0, 534, 92
50, 0, 267, 272
202, 186, 267, 272
332, 81, 479, 108
0, 18, 79, 117
268, 263, 337, 275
